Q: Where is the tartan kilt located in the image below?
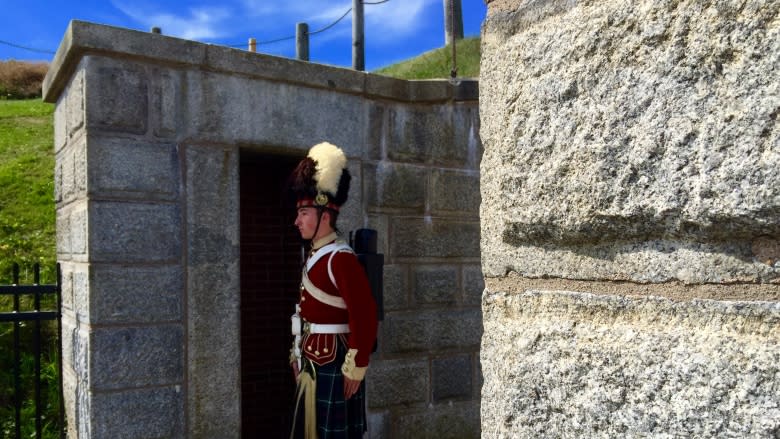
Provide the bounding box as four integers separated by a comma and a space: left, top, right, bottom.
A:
292, 337, 367, 439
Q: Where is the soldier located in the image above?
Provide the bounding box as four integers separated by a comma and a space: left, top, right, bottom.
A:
288, 142, 378, 439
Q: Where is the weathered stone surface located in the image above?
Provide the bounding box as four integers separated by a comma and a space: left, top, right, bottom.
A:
181, 71, 368, 157
481, 289, 780, 438
88, 136, 179, 201
382, 264, 408, 311
432, 354, 473, 401
462, 264, 485, 305
396, 401, 481, 439
89, 201, 180, 262
387, 106, 454, 164
90, 264, 182, 324
431, 169, 481, 215
185, 144, 241, 438
364, 162, 427, 211
383, 309, 482, 354
413, 265, 459, 305
84, 56, 148, 134
90, 386, 184, 438
367, 358, 429, 407
391, 217, 480, 259
91, 325, 183, 390
480, 0, 780, 283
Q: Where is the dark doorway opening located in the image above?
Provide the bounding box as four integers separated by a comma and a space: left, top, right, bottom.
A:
240, 151, 303, 438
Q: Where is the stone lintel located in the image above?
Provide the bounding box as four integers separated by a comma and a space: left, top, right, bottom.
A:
43, 20, 479, 105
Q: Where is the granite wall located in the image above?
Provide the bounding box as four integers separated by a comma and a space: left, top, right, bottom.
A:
479, 0, 779, 437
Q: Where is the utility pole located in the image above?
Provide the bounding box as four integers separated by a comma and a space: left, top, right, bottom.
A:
296, 23, 309, 61
443, 0, 463, 43
352, 0, 365, 71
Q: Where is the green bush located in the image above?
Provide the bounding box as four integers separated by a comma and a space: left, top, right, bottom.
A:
0, 61, 49, 100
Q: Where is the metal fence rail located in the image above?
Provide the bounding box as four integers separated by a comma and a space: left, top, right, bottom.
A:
0, 263, 63, 439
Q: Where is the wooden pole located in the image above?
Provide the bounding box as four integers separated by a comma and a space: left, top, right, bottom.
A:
248, 38, 257, 53
443, 0, 463, 43
296, 23, 309, 61
352, 0, 365, 71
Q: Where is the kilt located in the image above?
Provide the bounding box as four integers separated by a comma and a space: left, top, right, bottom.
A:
292, 338, 367, 439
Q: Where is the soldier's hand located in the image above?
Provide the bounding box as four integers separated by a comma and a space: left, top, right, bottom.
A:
292, 362, 300, 381
343, 376, 361, 399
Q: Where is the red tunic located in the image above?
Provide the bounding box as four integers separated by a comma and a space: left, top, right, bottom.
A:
299, 245, 378, 367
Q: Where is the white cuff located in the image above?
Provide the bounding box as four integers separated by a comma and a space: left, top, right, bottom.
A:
341, 348, 367, 381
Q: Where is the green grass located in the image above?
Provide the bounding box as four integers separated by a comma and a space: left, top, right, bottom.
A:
0, 99, 55, 285
374, 36, 480, 80
0, 99, 61, 438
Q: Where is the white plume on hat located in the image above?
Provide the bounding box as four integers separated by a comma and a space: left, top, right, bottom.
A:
308, 142, 347, 196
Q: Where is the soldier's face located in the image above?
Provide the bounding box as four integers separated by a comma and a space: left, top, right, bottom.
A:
294, 207, 320, 240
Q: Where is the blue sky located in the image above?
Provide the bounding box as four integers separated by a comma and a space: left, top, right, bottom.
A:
0, 0, 486, 71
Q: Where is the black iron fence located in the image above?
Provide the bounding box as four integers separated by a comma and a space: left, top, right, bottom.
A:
0, 263, 64, 439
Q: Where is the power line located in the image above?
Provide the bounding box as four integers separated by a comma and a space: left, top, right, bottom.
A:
0, 39, 55, 55
1, 0, 391, 54
308, 7, 352, 36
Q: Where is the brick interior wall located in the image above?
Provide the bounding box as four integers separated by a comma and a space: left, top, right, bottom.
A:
240, 152, 304, 437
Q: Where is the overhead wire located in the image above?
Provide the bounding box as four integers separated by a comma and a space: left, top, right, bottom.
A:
1, 0, 390, 55
0, 39, 55, 55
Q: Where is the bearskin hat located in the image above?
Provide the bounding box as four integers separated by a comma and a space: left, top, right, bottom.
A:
289, 142, 351, 211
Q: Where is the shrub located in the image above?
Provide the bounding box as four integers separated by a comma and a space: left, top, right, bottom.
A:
0, 61, 49, 99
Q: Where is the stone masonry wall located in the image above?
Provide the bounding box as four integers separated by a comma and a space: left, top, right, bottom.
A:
480, 0, 779, 437
44, 20, 481, 438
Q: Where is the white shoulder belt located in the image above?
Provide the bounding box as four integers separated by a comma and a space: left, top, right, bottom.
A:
302, 241, 354, 309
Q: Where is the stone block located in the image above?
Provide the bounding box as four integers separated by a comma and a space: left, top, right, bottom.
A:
390, 217, 480, 259
60, 316, 77, 379
462, 265, 485, 306
151, 68, 180, 138
480, 0, 780, 283
91, 324, 183, 390
387, 106, 453, 164
185, 144, 241, 436
90, 386, 184, 438
91, 264, 183, 324
366, 410, 390, 439
432, 354, 473, 401
59, 264, 74, 313
382, 264, 408, 311
181, 72, 367, 158
367, 358, 428, 407
65, 67, 84, 141
88, 135, 179, 201
89, 201, 181, 263
73, 266, 89, 322
56, 213, 71, 256
84, 56, 148, 134
413, 265, 458, 305
366, 214, 390, 255
430, 169, 480, 215
383, 309, 482, 354
395, 401, 481, 439
481, 289, 780, 437
53, 91, 67, 153
452, 103, 482, 171
366, 104, 386, 160
364, 162, 427, 210
70, 205, 87, 255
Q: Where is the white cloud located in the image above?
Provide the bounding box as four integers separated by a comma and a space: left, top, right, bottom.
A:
111, 1, 234, 40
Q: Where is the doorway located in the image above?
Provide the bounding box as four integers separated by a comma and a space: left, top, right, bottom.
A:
240, 151, 303, 437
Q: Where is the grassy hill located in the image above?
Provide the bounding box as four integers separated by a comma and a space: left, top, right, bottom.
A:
0, 99, 55, 284
374, 36, 480, 79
